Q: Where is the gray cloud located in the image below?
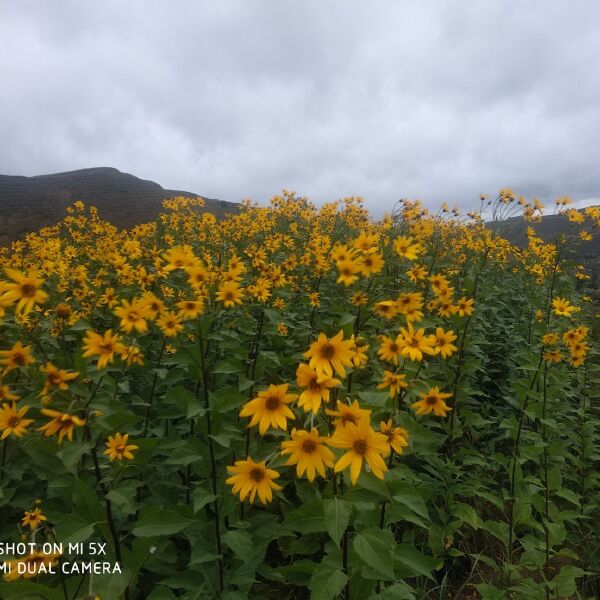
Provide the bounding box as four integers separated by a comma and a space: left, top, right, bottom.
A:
1, 0, 599, 215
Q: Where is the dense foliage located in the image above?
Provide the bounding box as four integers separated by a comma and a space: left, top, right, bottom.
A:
0, 192, 598, 600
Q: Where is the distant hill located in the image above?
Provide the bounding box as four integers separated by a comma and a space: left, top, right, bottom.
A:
488, 210, 600, 259
0, 167, 238, 245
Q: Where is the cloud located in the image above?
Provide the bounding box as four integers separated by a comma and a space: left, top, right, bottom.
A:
1, 0, 599, 215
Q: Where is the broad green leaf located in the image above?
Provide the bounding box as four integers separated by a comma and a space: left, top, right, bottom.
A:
323, 498, 352, 547
282, 500, 326, 534
309, 562, 348, 600
132, 508, 192, 537
222, 529, 253, 558
353, 529, 395, 579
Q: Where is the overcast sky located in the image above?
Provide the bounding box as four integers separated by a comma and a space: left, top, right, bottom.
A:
1, 1, 599, 215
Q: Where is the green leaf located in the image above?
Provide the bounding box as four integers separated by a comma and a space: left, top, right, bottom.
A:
54, 514, 97, 546
353, 528, 395, 579
391, 486, 429, 521
192, 485, 217, 514
132, 507, 192, 536
323, 498, 352, 547
282, 500, 326, 534
377, 582, 417, 599
222, 529, 253, 558
309, 562, 348, 600
452, 502, 479, 529
395, 544, 440, 580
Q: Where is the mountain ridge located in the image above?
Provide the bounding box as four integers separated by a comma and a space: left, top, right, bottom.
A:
0, 167, 237, 245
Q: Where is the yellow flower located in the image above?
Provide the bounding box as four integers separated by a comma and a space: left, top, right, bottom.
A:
114, 298, 150, 334
3, 550, 60, 582
82, 329, 126, 369
359, 250, 384, 277
377, 370, 408, 398
308, 292, 320, 307
38, 409, 86, 444
280, 428, 334, 481
0, 341, 36, 372
216, 281, 245, 308
329, 419, 388, 485
0, 385, 19, 402
373, 300, 398, 319
239, 384, 297, 435
380, 420, 409, 456
0, 402, 33, 439
21, 508, 47, 530
326, 399, 371, 431
176, 299, 204, 320
394, 236, 422, 260
104, 432, 138, 461
377, 335, 402, 366
398, 324, 436, 362
157, 311, 184, 337
40, 362, 78, 397
411, 387, 452, 417
226, 457, 281, 504
304, 331, 354, 379
552, 297, 578, 317
277, 322, 288, 336
0, 268, 48, 315
296, 363, 340, 414
432, 328, 458, 359
543, 349, 562, 363
454, 297, 474, 317
336, 257, 362, 286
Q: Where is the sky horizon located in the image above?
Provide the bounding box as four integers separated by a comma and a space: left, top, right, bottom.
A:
1, 1, 599, 216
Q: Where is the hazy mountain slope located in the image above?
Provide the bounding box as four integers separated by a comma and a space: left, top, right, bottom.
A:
0, 167, 237, 245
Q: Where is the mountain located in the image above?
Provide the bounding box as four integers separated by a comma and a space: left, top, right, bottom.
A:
0, 167, 237, 245
488, 210, 600, 259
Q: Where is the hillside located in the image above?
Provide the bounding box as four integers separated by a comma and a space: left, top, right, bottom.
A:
0, 167, 237, 245
489, 210, 600, 259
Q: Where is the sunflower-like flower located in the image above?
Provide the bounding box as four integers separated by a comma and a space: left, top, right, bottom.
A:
0, 402, 33, 439
226, 457, 281, 504
239, 384, 298, 435
328, 419, 389, 485
377, 335, 402, 366
377, 370, 408, 398
326, 399, 371, 432
114, 298, 151, 334
40, 362, 79, 398
104, 432, 138, 461
397, 324, 436, 362
296, 363, 340, 414
432, 328, 458, 359
304, 331, 354, 379
21, 508, 47, 530
380, 420, 409, 456
0, 341, 36, 372
82, 329, 126, 369
551, 297, 578, 317
216, 281, 245, 308
280, 428, 334, 481
2, 550, 61, 582
393, 236, 422, 260
0, 268, 48, 315
411, 387, 452, 417
38, 409, 86, 444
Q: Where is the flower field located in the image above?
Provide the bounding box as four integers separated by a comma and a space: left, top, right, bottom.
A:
0, 192, 598, 599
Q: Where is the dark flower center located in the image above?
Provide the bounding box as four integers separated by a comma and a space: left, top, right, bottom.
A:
302, 439, 317, 453
265, 395, 281, 410
20, 283, 36, 297
353, 439, 367, 455
249, 467, 265, 482
8, 416, 20, 428
425, 395, 438, 405
319, 343, 335, 359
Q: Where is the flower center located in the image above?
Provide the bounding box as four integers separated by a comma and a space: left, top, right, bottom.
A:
309, 378, 321, 392
425, 395, 437, 405
265, 395, 281, 410
301, 439, 317, 453
225, 292, 234, 301
249, 467, 265, 482
353, 439, 368, 455
341, 413, 356, 425
319, 343, 335, 359
389, 343, 399, 353
13, 353, 26, 365
7, 416, 20, 428
20, 283, 36, 297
